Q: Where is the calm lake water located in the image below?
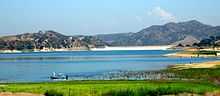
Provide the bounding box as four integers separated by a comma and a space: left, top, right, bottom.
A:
0, 50, 218, 82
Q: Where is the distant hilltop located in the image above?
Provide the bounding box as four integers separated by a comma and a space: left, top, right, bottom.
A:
1, 20, 220, 51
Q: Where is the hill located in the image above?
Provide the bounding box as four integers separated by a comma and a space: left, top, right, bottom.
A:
0, 31, 106, 51
96, 20, 220, 46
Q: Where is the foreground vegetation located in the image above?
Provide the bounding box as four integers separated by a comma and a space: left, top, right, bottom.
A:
0, 80, 219, 96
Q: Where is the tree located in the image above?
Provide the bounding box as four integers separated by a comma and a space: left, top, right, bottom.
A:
177, 43, 184, 47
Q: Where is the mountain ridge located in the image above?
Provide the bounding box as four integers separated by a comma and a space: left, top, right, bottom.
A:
96, 20, 220, 46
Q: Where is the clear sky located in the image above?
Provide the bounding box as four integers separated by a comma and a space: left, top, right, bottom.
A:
0, 0, 219, 36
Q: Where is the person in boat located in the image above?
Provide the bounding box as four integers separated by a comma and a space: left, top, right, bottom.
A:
50, 72, 68, 80
65, 75, 68, 80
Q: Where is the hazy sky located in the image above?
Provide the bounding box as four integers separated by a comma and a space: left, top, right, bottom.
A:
0, 0, 219, 36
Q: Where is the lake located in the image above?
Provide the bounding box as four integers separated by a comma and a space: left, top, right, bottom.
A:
0, 50, 218, 82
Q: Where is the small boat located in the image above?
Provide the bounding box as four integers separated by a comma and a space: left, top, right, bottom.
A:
50, 72, 68, 80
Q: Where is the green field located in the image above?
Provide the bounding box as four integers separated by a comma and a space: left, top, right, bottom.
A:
0, 80, 219, 96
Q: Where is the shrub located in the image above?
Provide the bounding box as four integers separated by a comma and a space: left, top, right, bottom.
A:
102, 87, 194, 96
44, 89, 63, 96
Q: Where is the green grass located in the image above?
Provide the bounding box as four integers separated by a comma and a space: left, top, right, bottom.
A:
0, 80, 219, 96
166, 67, 220, 80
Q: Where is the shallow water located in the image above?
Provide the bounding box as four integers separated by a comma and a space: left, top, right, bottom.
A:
0, 50, 218, 82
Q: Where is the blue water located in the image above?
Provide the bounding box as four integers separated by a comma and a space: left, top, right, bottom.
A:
0, 50, 218, 82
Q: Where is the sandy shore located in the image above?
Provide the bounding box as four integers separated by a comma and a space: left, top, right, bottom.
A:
171, 61, 220, 70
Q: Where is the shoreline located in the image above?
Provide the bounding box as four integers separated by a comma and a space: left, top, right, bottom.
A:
0, 45, 174, 53
0, 49, 89, 53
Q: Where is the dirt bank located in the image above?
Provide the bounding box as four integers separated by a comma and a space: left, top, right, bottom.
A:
0, 92, 43, 96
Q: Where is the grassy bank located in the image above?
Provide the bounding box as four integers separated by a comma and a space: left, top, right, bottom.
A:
165, 61, 220, 86
0, 80, 219, 96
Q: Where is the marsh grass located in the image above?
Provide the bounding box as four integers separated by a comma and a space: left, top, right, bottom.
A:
0, 80, 219, 96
